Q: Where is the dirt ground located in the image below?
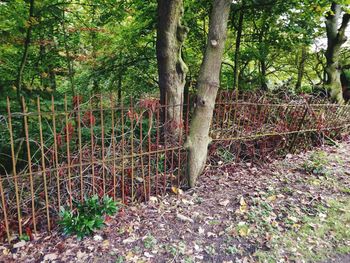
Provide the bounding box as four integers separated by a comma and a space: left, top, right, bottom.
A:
1, 140, 350, 263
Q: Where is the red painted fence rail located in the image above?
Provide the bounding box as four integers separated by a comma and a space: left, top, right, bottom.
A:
0, 90, 349, 242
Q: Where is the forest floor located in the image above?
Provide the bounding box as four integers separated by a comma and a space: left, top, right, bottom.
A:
1, 140, 350, 263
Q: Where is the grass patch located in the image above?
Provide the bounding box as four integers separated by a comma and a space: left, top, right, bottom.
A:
254, 197, 350, 262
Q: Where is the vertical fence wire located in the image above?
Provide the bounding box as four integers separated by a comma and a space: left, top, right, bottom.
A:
64, 95, 73, 208
37, 97, 51, 231
0, 172, 10, 242
89, 97, 95, 195
76, 97, 84, 202
121, 101, 126, 204
6, 97, 22, 236
1, 92, 350, 241
100, 94, 106, 196
110, 96, 117, 200
51, 96, 61, 211
130, 97, 135, 203
22, 97, 36, 234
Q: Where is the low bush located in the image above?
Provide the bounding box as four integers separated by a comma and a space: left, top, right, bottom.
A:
59, 195, 119, 239
303, 151, 329, 175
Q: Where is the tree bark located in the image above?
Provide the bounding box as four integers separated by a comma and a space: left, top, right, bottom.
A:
186, 0, 231, 188
61, 8, 75, 96
117, 74, 122, 105
16, 0, 35, 104
324, 2, 350, 103
260, 58, 268, 91
156, 0, 188, 139
233, 7, 244, 96
91, 2, 99, 94
257, 14, 269, 91
295, 46, 307, 90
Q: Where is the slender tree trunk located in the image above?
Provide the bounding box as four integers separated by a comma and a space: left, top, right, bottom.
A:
295, 46, 307, 90
233, 8, 244, 96
186, 0, 231, 188
117, 74, 122, 105
156, 0, 188, 139
257, 14, 268, 91
62, 9, 75, 96
15, 0, 34, 142
91, 2, 99, 94
324, 2, 350, 103
260, 59, 268, 91
16, 0, 34, 104
48, 70, 57, 90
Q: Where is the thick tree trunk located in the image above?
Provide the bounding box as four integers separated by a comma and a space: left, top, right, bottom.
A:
295, 46, 307, 90
186, 0, 231, 188
324, 2, 350, 103
156, 0, 188, 138
233, 8, 244, 96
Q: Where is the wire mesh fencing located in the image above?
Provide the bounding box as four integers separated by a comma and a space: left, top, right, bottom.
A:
0, 94, 189, 241
209, 91, 350, 163
1, 90, 350, 241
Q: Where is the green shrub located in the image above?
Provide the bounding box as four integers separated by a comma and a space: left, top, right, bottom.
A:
299, 85, 313, 94
59, 195, 119, 239
303, 151, 329, 175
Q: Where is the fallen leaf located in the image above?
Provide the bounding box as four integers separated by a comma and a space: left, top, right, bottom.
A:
102, 240, 110, 249
182, 199, 194, 205
2, 248, 10, 256
267, 195, 277, 202
13, 241, 26, 249
171, 186, 184, 195
44, 253, 58, 261
123, 236, 137, 244
237, 222, 251, 237
149, 196, 158, 203
93, 235, 103, 241
176, 213, 194, 223
219, 199, 230, 207
239, 227, 250, 237
125, 251, 135, 261
207, 232, 217, 238
239, 197, 248, 213
76, 250, 87, 259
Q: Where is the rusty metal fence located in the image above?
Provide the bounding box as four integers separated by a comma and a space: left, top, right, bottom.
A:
1, 90, 350, 242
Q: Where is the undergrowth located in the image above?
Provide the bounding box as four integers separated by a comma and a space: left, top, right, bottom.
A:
59, 195, 119, 239
303, 151, 330, 175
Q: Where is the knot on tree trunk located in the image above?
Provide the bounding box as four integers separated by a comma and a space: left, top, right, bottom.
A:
210, 39, 218, 47
177, 25, 189, 42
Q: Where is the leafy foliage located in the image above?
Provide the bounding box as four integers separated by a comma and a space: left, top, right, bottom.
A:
303, 150, 330, 175
59, 195, 119, 239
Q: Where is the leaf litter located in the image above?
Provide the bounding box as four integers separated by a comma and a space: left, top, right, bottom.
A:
2, 140, 350, 262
